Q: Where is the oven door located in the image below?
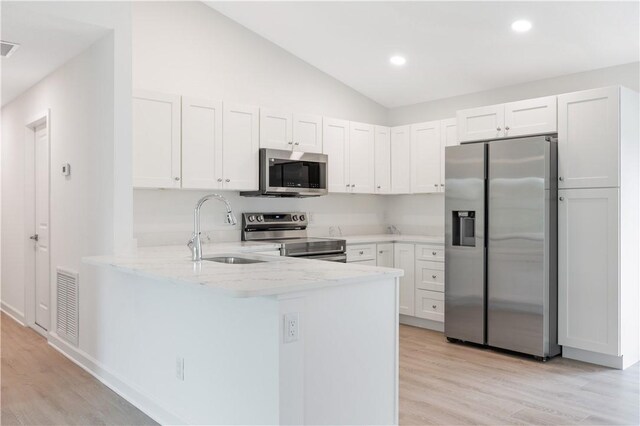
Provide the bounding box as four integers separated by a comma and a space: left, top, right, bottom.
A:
299, 252, 347, 263
262, 149, 328, 196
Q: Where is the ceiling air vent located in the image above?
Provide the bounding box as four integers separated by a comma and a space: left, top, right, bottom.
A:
1, 41, 20, 58
56, 267, 79, 346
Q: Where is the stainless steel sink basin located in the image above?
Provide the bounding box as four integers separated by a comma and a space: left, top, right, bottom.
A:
202, 256, 266, 264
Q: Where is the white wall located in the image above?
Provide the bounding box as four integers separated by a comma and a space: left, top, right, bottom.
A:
132, 1, 387, 124
1, 35, 115, 323
388, 62, 640, 125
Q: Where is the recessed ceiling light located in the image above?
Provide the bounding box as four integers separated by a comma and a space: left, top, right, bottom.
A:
0, 40, 20, 58
511, 20, 532, 33
389, 55, 406, 66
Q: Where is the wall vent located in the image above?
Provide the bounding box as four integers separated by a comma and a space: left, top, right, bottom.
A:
0, 41, 20, 58
56, 268, 79, 346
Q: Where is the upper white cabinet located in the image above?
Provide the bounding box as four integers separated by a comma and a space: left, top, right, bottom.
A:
374, 126, 391, 194
440, 118, 458, 190
222, 104, 260, 191
391, 126, 411, 194
260, 110, 322, 153
133, 90, 181, 188
411, 121, 441, 193
457, 96, 557, 143
558, 188, 620, 356
557, 87, 619, 189
181, 97, 223, 189
323, 118, 350, 193
349, 122, 375, 193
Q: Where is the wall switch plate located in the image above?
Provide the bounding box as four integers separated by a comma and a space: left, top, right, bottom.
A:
176, 357, 185, 381
283, 312, 299, 343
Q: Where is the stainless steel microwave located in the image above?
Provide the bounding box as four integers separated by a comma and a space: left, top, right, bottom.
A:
240, 148, 328, 197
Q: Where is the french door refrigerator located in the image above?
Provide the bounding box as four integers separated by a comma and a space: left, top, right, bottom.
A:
444, 135, 561, 359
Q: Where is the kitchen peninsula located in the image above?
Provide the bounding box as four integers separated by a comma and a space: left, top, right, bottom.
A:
81, 243, 402, 425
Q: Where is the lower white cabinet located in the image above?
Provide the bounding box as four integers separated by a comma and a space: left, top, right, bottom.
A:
558, 188, 620, 356
394, 243, 415, 316
415, 260, 444, 292
346, 244, 377, 263
376, 243, 394, 268
415, 290, 444, 322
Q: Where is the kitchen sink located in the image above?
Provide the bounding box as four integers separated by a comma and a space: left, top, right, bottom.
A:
202, 256, 266, 264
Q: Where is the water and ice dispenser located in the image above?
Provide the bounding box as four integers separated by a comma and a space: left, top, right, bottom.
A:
452, 211, 476, 247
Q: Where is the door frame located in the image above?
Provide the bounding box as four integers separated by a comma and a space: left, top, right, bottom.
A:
24, 110, 51, 337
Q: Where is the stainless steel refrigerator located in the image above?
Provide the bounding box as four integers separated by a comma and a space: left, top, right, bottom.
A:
444, 135, 561, 360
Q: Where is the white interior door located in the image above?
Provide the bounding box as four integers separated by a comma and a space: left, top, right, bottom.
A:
34, 123, 50, 331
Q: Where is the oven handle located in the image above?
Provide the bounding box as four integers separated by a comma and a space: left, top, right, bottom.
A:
284, 248, 345, 257
303, 253, 347, 263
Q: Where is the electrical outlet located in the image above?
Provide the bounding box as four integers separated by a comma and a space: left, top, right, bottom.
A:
176, 357, 185, 381
283, 313, 299, 343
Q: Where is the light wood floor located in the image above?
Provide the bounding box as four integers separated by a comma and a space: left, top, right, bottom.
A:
2, 314, 638, 425
1, 313, 155, 425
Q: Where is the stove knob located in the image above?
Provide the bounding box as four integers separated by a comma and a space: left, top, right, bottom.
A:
299, 214, 305, 221
256, 216, 263, 222
292, 215, 299, 221
248, 215, 255, 222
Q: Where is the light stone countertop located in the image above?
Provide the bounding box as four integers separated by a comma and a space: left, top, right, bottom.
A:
342, 234, 444, 245
83, 241, 403, 298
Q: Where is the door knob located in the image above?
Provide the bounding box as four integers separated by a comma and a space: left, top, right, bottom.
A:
29, 234, 39, 242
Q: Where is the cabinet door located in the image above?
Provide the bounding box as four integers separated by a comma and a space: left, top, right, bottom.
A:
376, 243, 394, 268
222, 104, 259, 190
349, 122, 375, 193
457, 104, 504, 143
411, 121, 441, 193
415, 290, 444, 322
394, 243, 415, 316
504, 96, 557, 138
374, 126, 391, 194
558, 188, 619, 356
259, 109, 292, 151
293, 113, 322, 153
132, 90, 181, 188
415, 260, 444, 293
440, 118, 457, 192
181, 97, 223, 189
558, 87, 619, 189
323, 118, 350, 193
391, 126, 411, 194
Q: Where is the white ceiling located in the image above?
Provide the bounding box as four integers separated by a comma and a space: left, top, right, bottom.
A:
1, 2, 109, 106
208, 1, 640, 108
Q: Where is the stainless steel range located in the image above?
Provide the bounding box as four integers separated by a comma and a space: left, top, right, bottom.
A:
242, 212, 346, 262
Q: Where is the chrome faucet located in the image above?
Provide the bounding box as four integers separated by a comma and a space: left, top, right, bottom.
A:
187, 194, 237, 261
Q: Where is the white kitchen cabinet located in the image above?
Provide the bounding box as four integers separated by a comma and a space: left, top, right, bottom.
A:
457, 96, 557, 143
374, 126, 391, 194
440, 118, 458, 191
457, 104, 504, 143
323, 118, 350, 193
181, 97, 223, 189
132, 90, 181, 188
411, 120, 441, 193
293, 113, 323, 153
376, 243, 394, 268
346, 244, 377, 263
504, 96, 557, 138
222, 104, 259, 191
557, 87, 620, 189
415, 260, 444, 293
349, 122, 375, 194
391, 126, 411, 194
415, 290, 444, 322
260, 109, 292, 151
394, 243, 415, 316
558, 188, 619, 356
260, 111, 322, 153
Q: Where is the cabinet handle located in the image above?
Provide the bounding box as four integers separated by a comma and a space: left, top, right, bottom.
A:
377, 185, 381, 189
294, 142, 300, 146
559, 176, 564, 181
174, 177, 180, 181
432, 305, 437, 309
432, 251, 437, 256
505, 126, 510, 131
440, 184, 444, 187
433, 184, 438, 187
379, 250, 383, 254
288, 141, 293, 145
346, 183, 350, 187
351, 184, 355, 188
217, 178, 223, 182
432, 275, 437, 279
559, 196, 564, 201
359, 251, 364, 255
497, 127, 502, 131
225, 179, 230, 183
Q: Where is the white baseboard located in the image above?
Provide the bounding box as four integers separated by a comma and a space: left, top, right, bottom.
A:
562, 346, 625, 369
1, 301, 26, 326
47, 332, 186, 425
400, 314, 444, 332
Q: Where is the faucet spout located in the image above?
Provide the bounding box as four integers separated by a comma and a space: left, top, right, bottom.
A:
188, 194, 237, 261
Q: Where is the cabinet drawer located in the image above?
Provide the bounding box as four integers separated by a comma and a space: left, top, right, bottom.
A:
415, 245, 444, 262
347, 244, 377, 262
415, 260, 445, 292
415, 290, 444, 322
